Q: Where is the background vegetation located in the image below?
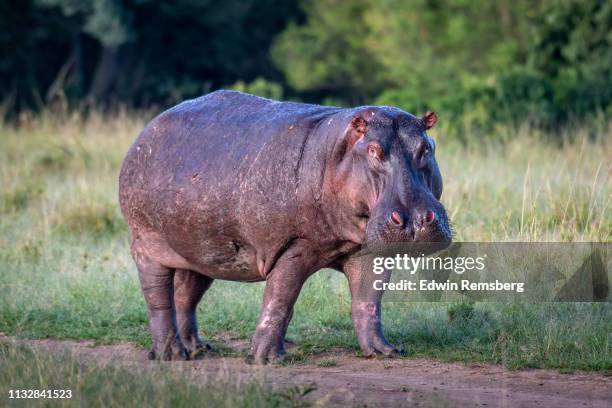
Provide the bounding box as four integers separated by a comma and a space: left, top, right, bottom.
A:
0, 2, 610, 403
3, 0, 611, 133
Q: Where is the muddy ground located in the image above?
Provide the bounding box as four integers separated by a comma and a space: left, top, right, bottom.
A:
1, 335, 610, 407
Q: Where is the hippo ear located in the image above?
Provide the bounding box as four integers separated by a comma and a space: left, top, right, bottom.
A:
422, 111, 437, 130
333, 115, 367, 162
346, 116, 367, 149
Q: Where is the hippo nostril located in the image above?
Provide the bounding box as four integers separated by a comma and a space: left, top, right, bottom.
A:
390, 211, 403, 227
414, 209, 436, 231
425, 210, 435, 224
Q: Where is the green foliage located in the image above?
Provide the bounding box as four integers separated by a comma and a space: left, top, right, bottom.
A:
273, 0, 611, 130
530, 0, 612, 118
2, 0, 301, 110
231, 77, 284, 100
2, 0, 610, 130
38, 0, 133, 47
271, 0, 383, 104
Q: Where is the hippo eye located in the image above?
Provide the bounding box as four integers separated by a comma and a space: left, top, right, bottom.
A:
367, 143, 383, 160
416, 144, 430, 167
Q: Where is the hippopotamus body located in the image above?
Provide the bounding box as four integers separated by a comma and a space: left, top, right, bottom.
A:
119, 90, 451, 363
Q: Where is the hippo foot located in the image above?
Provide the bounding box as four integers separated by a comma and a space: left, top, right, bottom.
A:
245, 351, 285, 365
147, 341, 191, 361
355, 323, 403, 357
359, 334, 403, 358
180, 334, 213, 356
361, 345, 403, 358
352, 302, 403, 358
245, 337, 286, 365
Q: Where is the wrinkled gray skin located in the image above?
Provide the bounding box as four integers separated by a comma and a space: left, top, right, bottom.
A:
119, 90, 451, 364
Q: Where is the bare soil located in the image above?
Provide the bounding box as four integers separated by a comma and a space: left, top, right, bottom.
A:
1, 334, 610, 407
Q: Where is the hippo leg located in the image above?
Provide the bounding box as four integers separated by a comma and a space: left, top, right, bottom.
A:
342, 256, 401, 357
247, 247, 312, 365
132, 246, 188, 361
174, 269, 213, 356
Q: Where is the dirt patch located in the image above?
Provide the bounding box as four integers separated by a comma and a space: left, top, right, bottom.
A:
1, 335, 610, 407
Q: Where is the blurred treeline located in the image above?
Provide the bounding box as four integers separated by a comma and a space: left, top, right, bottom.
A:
2, 0, 611, 130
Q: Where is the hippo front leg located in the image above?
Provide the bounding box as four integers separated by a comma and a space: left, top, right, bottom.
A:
247, 246, 313, 365
342, 256, 402, 357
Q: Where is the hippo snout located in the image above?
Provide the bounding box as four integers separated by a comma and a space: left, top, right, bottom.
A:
367, 201, 452, 246
389, 208, 436, 231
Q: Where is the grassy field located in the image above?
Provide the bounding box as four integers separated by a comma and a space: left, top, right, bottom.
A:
0, 111, 610, 386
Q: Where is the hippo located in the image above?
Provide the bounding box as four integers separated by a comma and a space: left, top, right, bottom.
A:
118, 90, 451, 364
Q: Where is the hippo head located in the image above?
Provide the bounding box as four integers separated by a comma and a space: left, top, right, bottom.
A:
330, 108, 452, 249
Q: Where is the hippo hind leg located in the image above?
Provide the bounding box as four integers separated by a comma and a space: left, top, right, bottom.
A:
174, 269, 213, 357
131, 244, 189, 361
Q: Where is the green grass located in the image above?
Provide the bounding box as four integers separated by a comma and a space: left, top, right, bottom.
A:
0, 343, 303, 407
0, 113, 610, 371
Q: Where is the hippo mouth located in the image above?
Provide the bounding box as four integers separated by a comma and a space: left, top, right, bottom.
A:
366, 222, 452, 244
364, 210, 452, 247
364, 220, 452, 258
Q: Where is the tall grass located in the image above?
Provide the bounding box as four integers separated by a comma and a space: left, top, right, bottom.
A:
435, 124, 611, 242
0, 112, 610, 371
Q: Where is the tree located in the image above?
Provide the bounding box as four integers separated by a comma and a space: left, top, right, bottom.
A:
530, 0, 612, 117
272, 0, 384, 104
2, 0, 301, 112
